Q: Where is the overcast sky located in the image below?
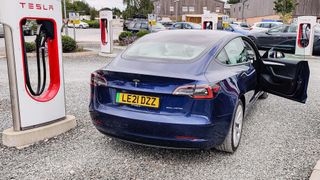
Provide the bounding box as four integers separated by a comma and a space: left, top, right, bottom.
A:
85, 0, 125, 10
85, 0, 227, 11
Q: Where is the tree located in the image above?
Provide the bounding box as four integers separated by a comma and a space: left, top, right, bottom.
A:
90, 8, 99, 20
122, 0, 154, 19
61, 0, 99, 20
73, 1, 91, 15
112, 8, 122, 17
227, 0, 240, 4
273, 0, 298, 23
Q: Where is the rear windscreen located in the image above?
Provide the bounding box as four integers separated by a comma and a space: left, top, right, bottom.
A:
124, 42, 207, 61
122, 31, 214, 62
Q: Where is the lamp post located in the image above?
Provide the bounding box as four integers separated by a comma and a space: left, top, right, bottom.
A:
63, 0, 68, 36
174, 0, 179, 22
241, 0, 249, 22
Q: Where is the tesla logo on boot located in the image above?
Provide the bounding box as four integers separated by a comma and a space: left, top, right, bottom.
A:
133, 79, 140, 87
19, 2, 54, 11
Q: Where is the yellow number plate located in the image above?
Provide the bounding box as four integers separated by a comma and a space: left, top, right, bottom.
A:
116, 93, 160, 108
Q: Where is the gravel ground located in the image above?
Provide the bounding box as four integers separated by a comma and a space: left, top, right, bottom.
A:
0, 54, 320, 179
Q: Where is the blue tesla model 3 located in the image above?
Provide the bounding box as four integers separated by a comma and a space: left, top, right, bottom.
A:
90, 30, 309, 153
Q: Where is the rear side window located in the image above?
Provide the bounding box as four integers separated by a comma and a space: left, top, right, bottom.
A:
216, 49, 229, 63
216, 38, 251, 65
261, 23, 271, 28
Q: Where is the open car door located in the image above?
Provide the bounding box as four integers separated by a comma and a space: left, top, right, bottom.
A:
258, 51, 310, 103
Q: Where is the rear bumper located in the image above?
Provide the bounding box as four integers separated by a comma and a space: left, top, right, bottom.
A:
90, 107, 232, 149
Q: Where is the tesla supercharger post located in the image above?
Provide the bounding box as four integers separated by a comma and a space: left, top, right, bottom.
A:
148, 14, 157, 33
0, 0, 76, 148
99, 10, 113, 55
202, 11, 218, 30
295, 16, 317, 56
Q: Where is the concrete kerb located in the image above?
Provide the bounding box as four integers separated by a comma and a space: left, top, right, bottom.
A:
310, 160, 320, 180
98, 52, 118, 58
2, 115, 77, 149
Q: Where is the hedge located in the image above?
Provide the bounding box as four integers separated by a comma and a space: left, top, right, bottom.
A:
25, 42, 36, 53
83, 20, 100, 28
119, 31, 133, 41
62, 35, 77, 53
136, 30, 149, 38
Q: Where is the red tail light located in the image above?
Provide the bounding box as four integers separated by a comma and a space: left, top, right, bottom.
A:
173, 84, 220, 99
91, 72, 107, 86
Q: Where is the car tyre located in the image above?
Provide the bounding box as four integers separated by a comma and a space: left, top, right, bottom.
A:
79, 25, 83, 29
259, 92, 269, 99
215, 100, 244, 153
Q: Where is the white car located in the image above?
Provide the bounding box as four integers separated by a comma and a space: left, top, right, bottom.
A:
232, 21, 250, 30
68, 21, 89, 29
250, 22, 283, 32
0, 24, 4, 37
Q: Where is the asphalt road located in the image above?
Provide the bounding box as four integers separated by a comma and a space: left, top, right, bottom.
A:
0, 54, 320, 179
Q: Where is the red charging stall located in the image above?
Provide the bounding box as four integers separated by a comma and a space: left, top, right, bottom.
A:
0, 0, 76, 148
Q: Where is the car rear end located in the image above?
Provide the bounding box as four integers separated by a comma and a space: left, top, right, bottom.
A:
90, 71, 229, 148
89, 31, 234, 149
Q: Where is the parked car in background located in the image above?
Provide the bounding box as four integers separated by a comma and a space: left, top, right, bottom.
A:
249, 24, 320, 56
150, 22, 166, 32
170, 22, 202, 30
127, 19, 166, 33
0, 24, 4, 38
90, 30, 310, 153
123, 18, 134, 31
160, 22, 174, 29
224, 24, 250, 35
127, 19, 148, 33
232, 22, 250, 30
250, 22, 283, 32
68, 21, 89, 29
23, 20, 37, 36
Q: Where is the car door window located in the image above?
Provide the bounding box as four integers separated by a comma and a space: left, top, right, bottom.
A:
134, 23, 141, 29
288, 25, 297, 33
243, 40, 257, 61
261, 23, 271, 28
174, 23, 182, 29
216, 38, 250, 65
315, 27, 320, 34
141, 23, 148, 29
224, 38, 248, 64
268, 25, 286, 33
184, 23, 192, 29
